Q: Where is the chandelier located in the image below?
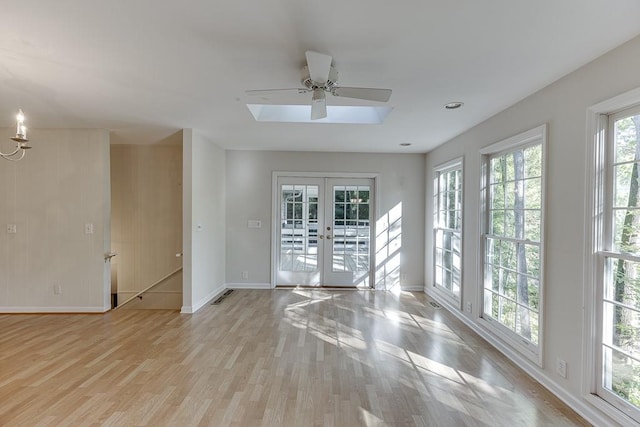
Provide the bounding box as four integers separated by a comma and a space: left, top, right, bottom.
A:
1, 109, 31, 161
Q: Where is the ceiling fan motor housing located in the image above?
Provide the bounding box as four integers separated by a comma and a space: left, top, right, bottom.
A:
302, 65, 338, 90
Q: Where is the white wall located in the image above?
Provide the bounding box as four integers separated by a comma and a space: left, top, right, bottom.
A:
424, 35, 640, 425
225, 151, 425, 288
182, 129, 226, 313
0, 128, 111, 312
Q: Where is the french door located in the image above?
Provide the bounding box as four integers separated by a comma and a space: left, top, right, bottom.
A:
275, 176, 374, 287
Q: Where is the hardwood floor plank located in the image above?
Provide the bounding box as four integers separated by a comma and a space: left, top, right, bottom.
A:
0, 290, 589, 426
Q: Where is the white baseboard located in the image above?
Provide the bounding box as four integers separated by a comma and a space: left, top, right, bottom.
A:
401, 284, 425, 292
181, 285, 225, 314
226, 283, 272, 290
0, 306, 107, 313
118, 290, 182, 294
425, 288, 616, 427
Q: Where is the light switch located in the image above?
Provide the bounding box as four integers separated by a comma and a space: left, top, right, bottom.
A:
85, 223, 94, 234
6, 224, 17, 234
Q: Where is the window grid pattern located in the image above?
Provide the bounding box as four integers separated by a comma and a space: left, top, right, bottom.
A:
484, 144, 542, 346
332, 186, 370, 273
434, 165, 462, 298
280, 184, 318, 272
601, 112, 640, 415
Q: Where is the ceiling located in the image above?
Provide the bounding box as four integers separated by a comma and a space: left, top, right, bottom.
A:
2, 0, 640, 153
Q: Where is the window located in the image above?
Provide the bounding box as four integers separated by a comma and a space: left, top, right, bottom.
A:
480, 125, 546, 363
433, 159, 463, 302
596, 105, 640, 422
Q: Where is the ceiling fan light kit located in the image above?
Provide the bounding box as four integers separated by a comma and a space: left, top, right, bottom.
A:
246, 50, 392, 121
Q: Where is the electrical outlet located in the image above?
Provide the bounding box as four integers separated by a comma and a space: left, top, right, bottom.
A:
6, 224, 17, 234
556, 358, 567, 378
400, 273, 408, 283
241, 271, 249, 280
466, 302, 472, 313
53, 284, 62, 295
84, 223, 94, 234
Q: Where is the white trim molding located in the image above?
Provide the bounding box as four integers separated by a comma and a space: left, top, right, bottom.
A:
181, 285, 225, 314
227, 283, 272, 290
0, 306, 108, 313
401, 284, 425, 292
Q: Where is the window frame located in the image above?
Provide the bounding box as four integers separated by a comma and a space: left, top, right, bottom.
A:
588, 103, 640, 424
585, 89, 640, 426
432, 157, 464, 308
479, 124, 547, 366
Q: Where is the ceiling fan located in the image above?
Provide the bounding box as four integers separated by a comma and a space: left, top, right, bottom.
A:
246, 51, 392, 120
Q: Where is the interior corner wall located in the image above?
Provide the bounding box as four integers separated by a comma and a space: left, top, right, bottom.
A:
0, 128, 111, 312
424, 34, 640, 425
225, 151, 425, 288
182, 129, 226, 313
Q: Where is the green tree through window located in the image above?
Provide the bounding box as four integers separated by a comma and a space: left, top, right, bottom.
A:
604, 112, 640, 410
484, 137, 543, 349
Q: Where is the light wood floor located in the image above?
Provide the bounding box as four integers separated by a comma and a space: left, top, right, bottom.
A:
0, 290, 588, 426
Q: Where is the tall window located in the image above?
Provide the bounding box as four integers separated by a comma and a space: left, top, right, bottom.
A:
433, 159, 463, 302
480, 126, 545, 362
598, 106, 640, 422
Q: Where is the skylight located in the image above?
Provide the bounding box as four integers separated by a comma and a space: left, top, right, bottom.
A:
246, 104, 393, 124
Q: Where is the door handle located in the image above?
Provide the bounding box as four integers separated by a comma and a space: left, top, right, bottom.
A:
318, 235, 324, 239
326, 235, 332, 240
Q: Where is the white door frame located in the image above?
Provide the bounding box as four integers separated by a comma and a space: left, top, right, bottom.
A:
271, 171, 380, 288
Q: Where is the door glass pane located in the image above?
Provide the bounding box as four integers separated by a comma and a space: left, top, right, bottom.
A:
280, 184, 319, 272
332, 185, 370, 273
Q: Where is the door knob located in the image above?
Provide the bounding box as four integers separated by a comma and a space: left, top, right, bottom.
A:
326, 235, 332, 240
318, 235, 324, 239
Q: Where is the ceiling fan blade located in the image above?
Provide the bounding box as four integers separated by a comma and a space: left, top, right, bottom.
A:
331, 87, 392, 102
245, 88, 308, 98
310, 88, 327, 120
305, 51, 332, 84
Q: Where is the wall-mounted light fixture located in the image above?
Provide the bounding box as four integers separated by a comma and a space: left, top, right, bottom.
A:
1, 109, 31, 161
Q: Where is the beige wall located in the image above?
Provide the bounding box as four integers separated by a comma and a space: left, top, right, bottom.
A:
0, 128, 111, 312
110, 135, 183, 309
